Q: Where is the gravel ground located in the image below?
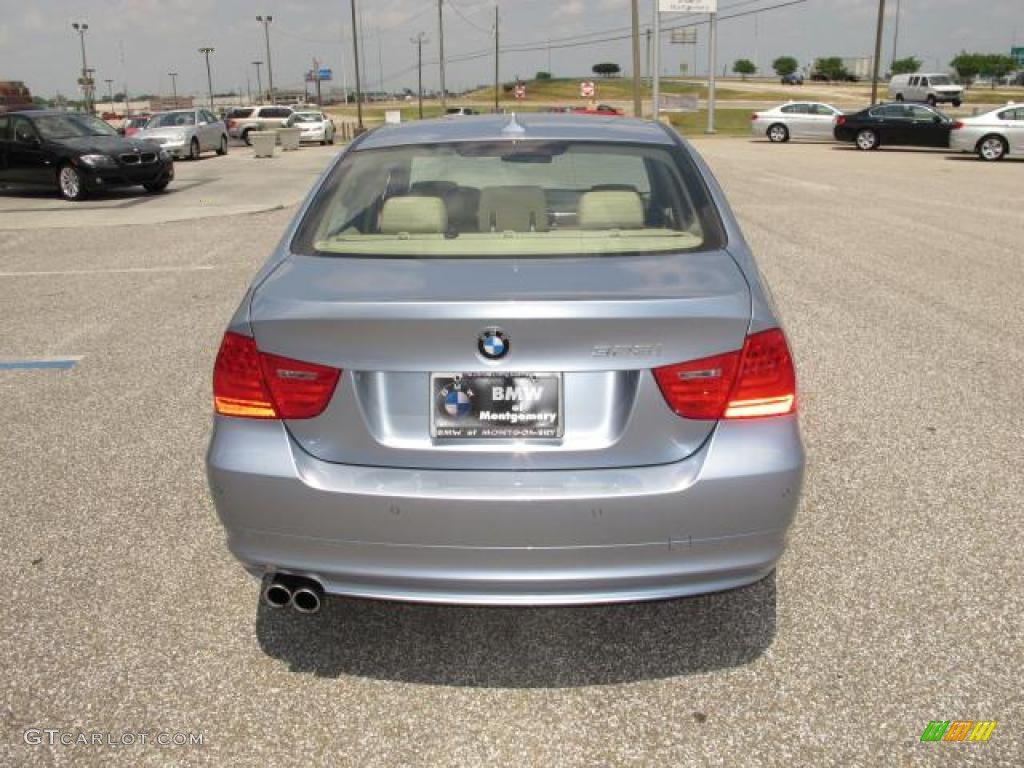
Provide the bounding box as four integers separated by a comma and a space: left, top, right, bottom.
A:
1, 139, 1020, 766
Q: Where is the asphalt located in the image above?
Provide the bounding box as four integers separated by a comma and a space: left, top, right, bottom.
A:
1, 138, 1021, 766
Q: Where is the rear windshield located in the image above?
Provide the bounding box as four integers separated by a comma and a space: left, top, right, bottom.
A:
227, 108, 254, 118
148, 112, 195, 128
292, 140, 724, 258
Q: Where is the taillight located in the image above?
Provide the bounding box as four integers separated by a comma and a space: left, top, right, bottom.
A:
951, 120, 964, 130
213, 332, 340, 419
654, 328, 796, 421
227, 119, 236, 129
835, 115, 847, 126
751, 113, 759, 121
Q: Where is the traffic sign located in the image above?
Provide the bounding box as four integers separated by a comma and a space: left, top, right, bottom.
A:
580, 81, 595, 98
514, 83, 526, 99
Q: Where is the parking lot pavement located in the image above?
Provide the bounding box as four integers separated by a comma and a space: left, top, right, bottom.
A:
0, 143, 340, 230
1, 140, 1021, 766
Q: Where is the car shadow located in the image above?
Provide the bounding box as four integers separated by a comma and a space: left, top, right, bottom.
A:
829, 145, 952, 154
255, 572, 777, 687
0, 185, 168, 202
944, 154, 1024, 163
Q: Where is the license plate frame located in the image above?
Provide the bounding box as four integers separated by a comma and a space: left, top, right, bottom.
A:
430, 372, 563, 439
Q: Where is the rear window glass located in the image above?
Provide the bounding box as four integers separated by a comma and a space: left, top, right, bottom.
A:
228, 108, 253, 118
292, 140, 724, 258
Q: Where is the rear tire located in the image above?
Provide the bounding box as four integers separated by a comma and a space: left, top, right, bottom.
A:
894, 93, 904, 102
952, 99, 962, 108
855, 128, 880, 151
242, 129, 253, 146
188, 138, 200, 161
216, 136, 228, 155
767, 123, 789, 143
977, 135, 1008, 162
58, 164, 87, 201
926, 94, 937, 107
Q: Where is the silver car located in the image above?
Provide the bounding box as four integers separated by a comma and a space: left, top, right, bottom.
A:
135, 109, 228, 160
207, 114, 805, 612
751, 102, 844, 143
950, 103, 1024, 161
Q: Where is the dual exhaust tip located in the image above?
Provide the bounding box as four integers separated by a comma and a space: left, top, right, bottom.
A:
263, 574, 324, 614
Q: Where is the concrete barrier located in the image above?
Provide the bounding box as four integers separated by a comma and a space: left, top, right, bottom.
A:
250, 131, 277, 158
278, 127, 301, 151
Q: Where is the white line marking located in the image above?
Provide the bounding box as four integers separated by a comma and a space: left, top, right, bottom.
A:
0, 266, 216, 277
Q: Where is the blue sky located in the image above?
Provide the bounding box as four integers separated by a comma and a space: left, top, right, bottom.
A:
1, 0, 1020, 97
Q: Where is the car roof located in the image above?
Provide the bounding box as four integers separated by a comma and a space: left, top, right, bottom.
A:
357, 113, 674, 150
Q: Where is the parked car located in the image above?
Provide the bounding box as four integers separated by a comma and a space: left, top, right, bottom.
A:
572, 104, 623, 116
134, 109, 228, 160
0, 109, 173, 200
889, 73, 963, 107
120, 115, 151, 137
207, 113, 804, 612
445, 107, 479, 116
751, 102, 843, 142
780, 73, 804, 86
225, 105, 294, 144
285, 111, 336, 144
950, 103, 1024, 161
834, 102, 954, 150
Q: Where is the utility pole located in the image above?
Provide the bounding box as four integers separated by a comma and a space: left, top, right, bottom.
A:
377, 29, 384, 95
104, 79, 114, 113
891, 0, 902, 71
169, 72, 178, 108
870, 0, 886, 105
199, 47, 215, 112
494, 6, 500, 112
246, 73, 252, 106
253, 61, 263, 101
630, 0, 641, 117
411, 33, 427, 119
653, 2, 661, 119
646, 28, 652, 88
256, 15, 275, 103
438, 0, 447, 110
350, 0, 364, 131
707, 10, 718, 133
71, 22, 92, 113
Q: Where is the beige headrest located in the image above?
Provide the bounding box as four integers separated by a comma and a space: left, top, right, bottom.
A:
379, 196, 448, 234
477, 186, 549, 232
578, 190, 644, 230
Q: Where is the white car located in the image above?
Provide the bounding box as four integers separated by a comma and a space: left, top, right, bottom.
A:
950, 103, 1024, 161
135, 109, 229, 160
751, 102, 843, 143
285, 111, 335, 145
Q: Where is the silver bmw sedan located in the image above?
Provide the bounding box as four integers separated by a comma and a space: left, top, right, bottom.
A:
206, 113, 804, 612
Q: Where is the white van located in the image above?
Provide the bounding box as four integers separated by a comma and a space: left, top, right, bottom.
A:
889, 74, 964, 107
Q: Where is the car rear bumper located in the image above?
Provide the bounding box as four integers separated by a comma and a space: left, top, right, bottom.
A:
206, 415, 804, 605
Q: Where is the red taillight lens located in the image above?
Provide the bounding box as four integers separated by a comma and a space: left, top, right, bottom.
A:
835, 115, 847, 126
952, 120, 964, 130
212, 332, 340, 420
724, 328, 796, 419
227, 119, 236, 129
751, 113, 759, 121
654, 329, 796, 421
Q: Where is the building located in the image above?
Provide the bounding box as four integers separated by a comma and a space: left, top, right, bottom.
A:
0, 81, 33, 111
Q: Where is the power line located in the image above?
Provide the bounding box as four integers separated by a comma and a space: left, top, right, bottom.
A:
448, 0, 494, 36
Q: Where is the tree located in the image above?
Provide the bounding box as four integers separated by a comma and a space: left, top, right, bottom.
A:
592, 62, 621, 78
535, 71, 552, 81
979, 54, 1016, 87
772, 56, 798, 77
950, 52, 981, 86
891, 56, 921, 75
733, 59, 757, 80
814, 57, 849, 82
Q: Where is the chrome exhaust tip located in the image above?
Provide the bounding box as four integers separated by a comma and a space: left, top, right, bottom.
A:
262, 577, 293, 609
291, 582, 323, 614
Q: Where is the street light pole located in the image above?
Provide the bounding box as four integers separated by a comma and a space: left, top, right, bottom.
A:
350, 0, 364, 131
707, 10, 718, 133
104, 79, 113, 112
870, 0, 886, 105
256, 15, 275, 103
71, 22, 92, 113
438, 0, 446, 110
199, 47, 215, 112
252, 61, 264, 101
411, 33, 427, 119
494, 6, 499, 113
630, 0, 641, 117
169, 72, 178, 108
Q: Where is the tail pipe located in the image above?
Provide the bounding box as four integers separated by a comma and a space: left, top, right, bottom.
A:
262, 576, 293, 609
291, 581, 324, 614
262, 574, 324, 614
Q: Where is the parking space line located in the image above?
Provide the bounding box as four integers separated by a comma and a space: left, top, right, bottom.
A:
0, 266, 215, 277
0, 356, 83, 370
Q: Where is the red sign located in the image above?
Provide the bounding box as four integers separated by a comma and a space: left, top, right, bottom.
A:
580, 81, 596, 98
514, 84, 526, 99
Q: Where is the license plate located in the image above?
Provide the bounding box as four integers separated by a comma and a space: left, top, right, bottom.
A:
431, 373, 562, 439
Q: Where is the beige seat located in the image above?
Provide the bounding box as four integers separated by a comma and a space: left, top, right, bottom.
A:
577, 189, 645, 230
379, 196, 448, 235
477, 186, 549, 232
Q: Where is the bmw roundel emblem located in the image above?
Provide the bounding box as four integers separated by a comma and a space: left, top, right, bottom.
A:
443, 388, 473, 418
478, 328, 509, 360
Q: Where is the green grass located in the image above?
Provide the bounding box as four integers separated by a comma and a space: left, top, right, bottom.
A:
667, 109, 753, 137
464, 77, 795, 104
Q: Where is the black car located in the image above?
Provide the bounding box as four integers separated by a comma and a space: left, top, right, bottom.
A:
781, 73, 804, 85
0, 109, 173, 201
834, 103, 954, 151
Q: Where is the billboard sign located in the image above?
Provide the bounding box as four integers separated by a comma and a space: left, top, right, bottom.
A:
659, 0, 717, 12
